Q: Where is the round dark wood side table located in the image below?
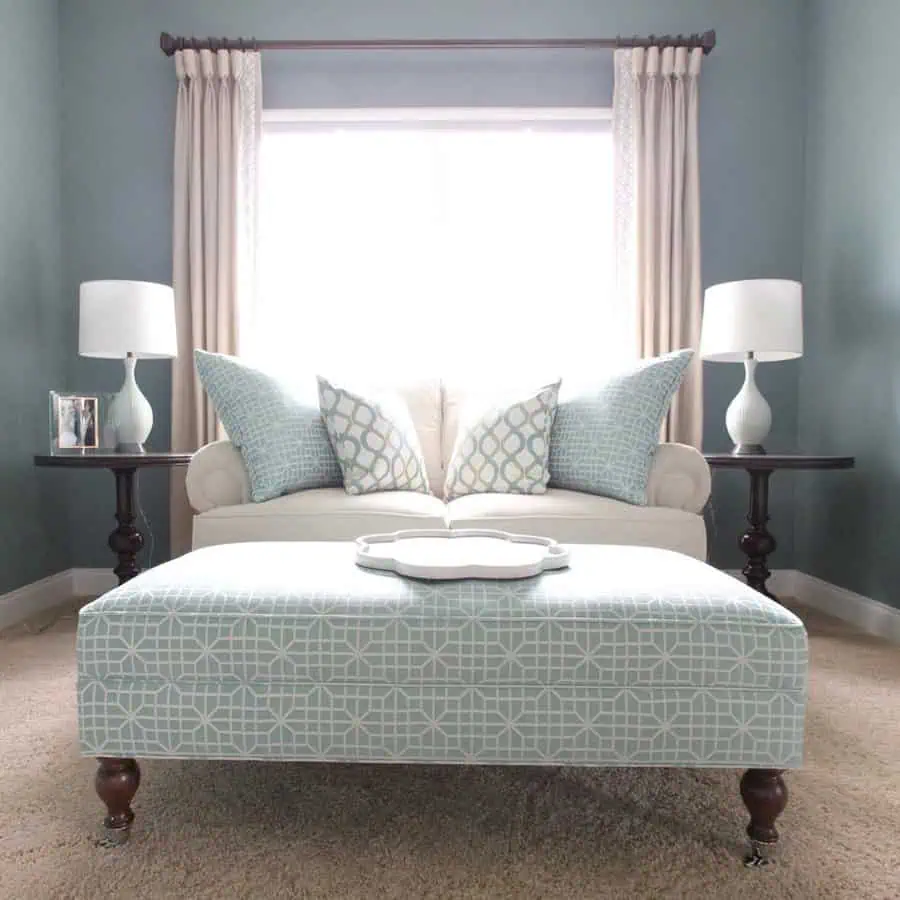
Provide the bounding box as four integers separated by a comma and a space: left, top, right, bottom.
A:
34, 451, 193, 585
704, 453, 855, 601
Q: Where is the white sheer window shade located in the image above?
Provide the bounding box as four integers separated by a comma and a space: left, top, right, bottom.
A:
249, 108, 628, 384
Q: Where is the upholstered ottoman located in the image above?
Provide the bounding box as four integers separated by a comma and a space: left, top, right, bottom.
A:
77, 542, 807, 862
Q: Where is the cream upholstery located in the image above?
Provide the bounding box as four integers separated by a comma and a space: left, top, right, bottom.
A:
186, 440, 250, 512
192, 488, 447, 548
391, 378, 443, 493
446, 489, 705, 559
186, 379, 711, 559
645, 443, 712, 513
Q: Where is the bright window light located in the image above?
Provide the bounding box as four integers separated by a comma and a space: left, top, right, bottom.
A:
250, 109, 628, 385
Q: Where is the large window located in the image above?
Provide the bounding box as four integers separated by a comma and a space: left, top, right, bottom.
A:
251, 108, 626, 384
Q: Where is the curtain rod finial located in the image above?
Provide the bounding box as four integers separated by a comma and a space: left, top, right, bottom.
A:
160, 31, 177, 56
701, 29, 716, 54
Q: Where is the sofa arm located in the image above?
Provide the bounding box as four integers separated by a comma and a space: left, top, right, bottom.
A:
185, 440, 251, 513
646, 443, 711, 514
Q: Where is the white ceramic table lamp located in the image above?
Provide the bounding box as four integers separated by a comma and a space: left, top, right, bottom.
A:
700, 279, 802, 454
78, 280, 177, 452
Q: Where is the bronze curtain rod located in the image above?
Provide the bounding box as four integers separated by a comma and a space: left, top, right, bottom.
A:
160, 29, 715, 56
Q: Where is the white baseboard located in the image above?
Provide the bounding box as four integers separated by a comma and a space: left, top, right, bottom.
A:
727, 568, 900, 644
72, 568, 118, 597
0, 568, 118, 632
0, 570, 77, 632
4, 566, 900, 644
789, 570, 900, 645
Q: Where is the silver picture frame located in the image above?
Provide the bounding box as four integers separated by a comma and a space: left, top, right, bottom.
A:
49, 392, 100, 452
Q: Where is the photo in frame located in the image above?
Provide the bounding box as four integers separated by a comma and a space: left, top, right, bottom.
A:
49, 393, 100, 451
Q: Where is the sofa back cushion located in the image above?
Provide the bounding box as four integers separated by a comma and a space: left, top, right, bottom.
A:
392, 378, 442, 495
196, 354, 443, 500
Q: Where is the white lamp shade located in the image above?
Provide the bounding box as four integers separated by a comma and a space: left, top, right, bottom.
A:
78, 280, 177, 359
700, 279, 803, 363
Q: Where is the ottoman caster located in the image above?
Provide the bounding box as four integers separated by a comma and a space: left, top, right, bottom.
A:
97, 826, 132, 849
95, 757, 140, 848
740, 768, 787, 867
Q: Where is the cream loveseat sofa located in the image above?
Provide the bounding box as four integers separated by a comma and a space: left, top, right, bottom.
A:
186, 379, 711, 558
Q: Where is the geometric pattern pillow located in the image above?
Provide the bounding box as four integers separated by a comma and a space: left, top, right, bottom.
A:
194, 350, 342, 503
444, 381, 561, 501
317, 376, 430, 495
549, 350, 694, 506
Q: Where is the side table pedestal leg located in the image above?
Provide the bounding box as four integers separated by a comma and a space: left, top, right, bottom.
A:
739, 470, 777, 600
108, 467, 143, 585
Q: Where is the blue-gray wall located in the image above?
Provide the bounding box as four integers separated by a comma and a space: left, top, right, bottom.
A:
797, 0, 900, 608
0, 0, 68, 594
56, 0, 808, 574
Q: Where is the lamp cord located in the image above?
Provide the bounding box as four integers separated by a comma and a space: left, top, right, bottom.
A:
704, 496, 719, 564
135, 481, 156, 570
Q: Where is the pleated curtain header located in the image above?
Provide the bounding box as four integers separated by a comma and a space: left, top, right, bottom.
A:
623, 45, 703, 78
173, 48, 261, 82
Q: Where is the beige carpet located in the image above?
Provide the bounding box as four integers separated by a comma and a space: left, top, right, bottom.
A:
1, 599, 898, 900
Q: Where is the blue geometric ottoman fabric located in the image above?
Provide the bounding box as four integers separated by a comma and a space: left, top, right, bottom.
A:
318, 377, 430, 495
444, 381, 560, 500
77, 543, 807, 768
549, 350, 693, 505
194, 350, 341, 502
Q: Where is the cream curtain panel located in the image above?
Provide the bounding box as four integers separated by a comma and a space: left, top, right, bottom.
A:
169, 48, 262, 555
613, 46, 703, 447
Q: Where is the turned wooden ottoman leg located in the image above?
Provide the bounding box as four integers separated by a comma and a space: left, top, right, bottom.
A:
95, 757, 140, 846
740, 769, 787, 866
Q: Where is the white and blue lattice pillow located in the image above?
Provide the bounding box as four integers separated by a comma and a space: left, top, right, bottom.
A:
549, 350, 694, 505
444, 382, 561, 500
317, 377, 430, 495
194, 350, 342, 503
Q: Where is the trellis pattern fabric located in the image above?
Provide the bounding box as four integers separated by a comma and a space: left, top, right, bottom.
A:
444, 382, 560, 500
550, 350, 693, 505
77, 542, 807, 767
194, 350, 341, 502
318, 377, 429, 495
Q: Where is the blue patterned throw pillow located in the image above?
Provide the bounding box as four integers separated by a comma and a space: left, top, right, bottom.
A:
317, 376, 430, 495
194, 350, 342, 503
444, 382, 561, 500
549, 350, 694, 505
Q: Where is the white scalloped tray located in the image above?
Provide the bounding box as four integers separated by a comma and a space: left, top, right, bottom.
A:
355, 529, 570, 580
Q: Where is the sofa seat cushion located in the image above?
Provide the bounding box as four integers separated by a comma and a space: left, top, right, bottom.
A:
192, 488, 447, 547
446, 488, 706, 559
